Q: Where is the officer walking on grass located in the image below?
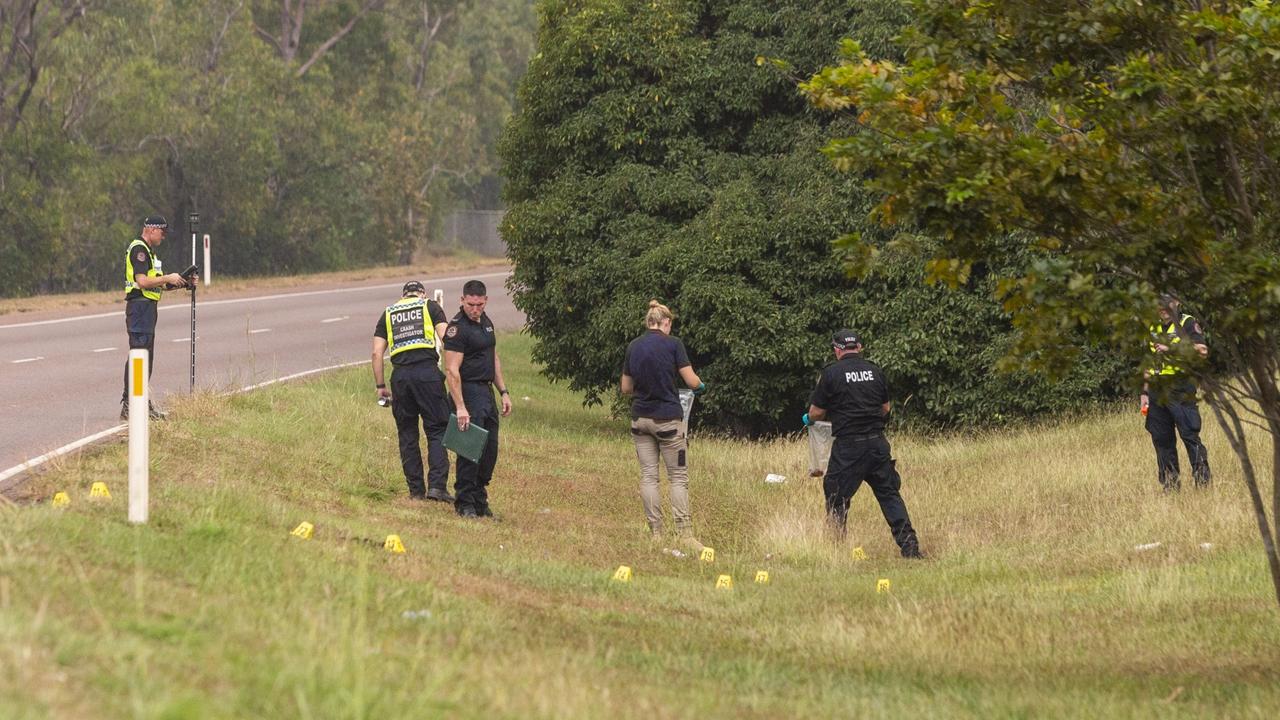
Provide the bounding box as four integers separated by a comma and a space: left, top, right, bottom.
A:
804, 330, 922, 558
1140, 294, 1211, 490
444, 280, 512, 518
120, 215, 190, 420
372, 281, 454, 502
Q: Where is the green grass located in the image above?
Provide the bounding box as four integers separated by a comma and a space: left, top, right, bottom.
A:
3, 333, 1278, 719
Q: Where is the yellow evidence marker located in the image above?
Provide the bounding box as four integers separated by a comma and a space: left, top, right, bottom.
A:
876, 578, 891, 594
699, 547, 715, 563
290, 522, 314, 540
852, 546, 867, 561
612, 566, 633, 583
715, 574, 733, 590
89, 482, 111, 500
384, 534, 406, 554
754, 570, 770, 585
51, 492, 71, 507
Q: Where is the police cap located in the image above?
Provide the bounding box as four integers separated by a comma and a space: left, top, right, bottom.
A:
142, 215, 169, 232
402, 280, 426, 296
832, 329, 861, 350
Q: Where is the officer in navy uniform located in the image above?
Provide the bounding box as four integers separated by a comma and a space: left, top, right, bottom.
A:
804, 330, 922, 558
443, 279, 512, 518
120, 215, 190, 420
372, 281, 453, 502
1140, 294, 1211, 490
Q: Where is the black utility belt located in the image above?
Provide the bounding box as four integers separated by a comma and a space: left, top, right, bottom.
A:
836, 432, 884, 443
461, 380, 494, 385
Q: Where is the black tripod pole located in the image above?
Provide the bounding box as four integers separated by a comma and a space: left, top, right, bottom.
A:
189, 282, 196, 393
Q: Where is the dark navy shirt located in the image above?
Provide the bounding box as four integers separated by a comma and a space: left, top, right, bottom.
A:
372, 299, 447, 366
623, 330, 691, 420
809, 354, 888, 437
442, 308, 497, 383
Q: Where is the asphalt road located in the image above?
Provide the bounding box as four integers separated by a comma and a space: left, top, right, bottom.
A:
0, 268, 519, 478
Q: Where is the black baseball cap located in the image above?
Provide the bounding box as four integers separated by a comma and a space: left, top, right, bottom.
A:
402, 280, 426, 296
142, 215, 169, 231
832, 329, 861, 350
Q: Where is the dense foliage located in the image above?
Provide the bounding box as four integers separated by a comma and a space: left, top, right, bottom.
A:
801, 0, 1280, 603
0, 0, 535, 297
501, 0, 1125, 433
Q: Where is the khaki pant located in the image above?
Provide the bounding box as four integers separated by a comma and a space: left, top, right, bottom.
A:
631, 417, 691, 535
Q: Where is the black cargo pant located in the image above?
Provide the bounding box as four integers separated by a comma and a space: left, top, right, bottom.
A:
390, 361, 450, 497
824, 434, 919, 556
121, 298, 158, 403
454, 381, 499, 514
1146, 400, 1211, 490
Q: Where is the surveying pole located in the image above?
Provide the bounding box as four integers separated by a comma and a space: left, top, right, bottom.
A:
187, 212, 199, 393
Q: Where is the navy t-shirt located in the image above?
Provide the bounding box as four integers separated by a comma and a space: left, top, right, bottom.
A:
442, 309, 497, 383
623, 330, 691, 420
809, 355, 889, 437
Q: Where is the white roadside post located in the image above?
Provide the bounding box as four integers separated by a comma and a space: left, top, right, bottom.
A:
203, 234, 211, 286
127, 349, 149, 524
433, 288, 444, 305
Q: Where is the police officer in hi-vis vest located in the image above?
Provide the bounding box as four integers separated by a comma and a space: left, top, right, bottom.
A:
121, 215, 190, 420
803, 330, 922, 558
372, 281, 453, 502
1141, 294, 1211, 490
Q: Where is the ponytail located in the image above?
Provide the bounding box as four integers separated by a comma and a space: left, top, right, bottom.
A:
644, 299, 674, 328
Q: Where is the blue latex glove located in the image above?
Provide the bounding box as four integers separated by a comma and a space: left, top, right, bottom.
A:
802, 412, 812, 427
692, 381, 707, 396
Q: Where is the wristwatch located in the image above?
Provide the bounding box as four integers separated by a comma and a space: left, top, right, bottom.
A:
376, 383, 386, 389
498, 388, 510, 396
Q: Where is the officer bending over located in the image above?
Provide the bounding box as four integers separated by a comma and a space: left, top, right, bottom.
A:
804, 330, 922, 558
372, 281, 453, 502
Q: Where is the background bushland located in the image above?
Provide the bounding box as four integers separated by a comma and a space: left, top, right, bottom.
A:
0, 0, 535, 296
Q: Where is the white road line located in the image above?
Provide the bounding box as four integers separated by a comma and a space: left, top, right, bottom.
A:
11, 357, 43, 364
0, 424, 127, 486
320, 316, 349, 323
0, 270, 511, 330
92, 347, 117, 353
1, 358, 366, 488
248, 328, 271, 334
172, 337, 191, 343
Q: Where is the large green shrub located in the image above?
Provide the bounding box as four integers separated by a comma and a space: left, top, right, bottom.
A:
501, 0, 1125, 433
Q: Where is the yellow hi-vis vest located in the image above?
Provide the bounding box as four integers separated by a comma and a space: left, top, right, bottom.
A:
124, 238, 162, 301
1149, 313, 1195, 376
384, 298, 436, 358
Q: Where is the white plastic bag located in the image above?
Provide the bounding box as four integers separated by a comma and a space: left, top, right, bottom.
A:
807, 421, 833, 477
678, 389, 695, 437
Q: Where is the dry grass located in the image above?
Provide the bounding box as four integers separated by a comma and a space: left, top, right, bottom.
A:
1, 332, 1277, 719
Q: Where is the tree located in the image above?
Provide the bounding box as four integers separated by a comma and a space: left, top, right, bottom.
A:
501, 0, 1124, 433
801, 0, 1280, 606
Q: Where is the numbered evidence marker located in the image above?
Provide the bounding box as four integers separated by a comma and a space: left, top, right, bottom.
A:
290, 522, 314, 540
754, 570, 770, 585
715, 574, 733, 590
851, 546, 867, 561
699, 547, 715, 563
876, 578, 891, 594
89, 482, 111, 500
612, 565, 633, 583
52, 492, 71, 507
384, 534, 406, 554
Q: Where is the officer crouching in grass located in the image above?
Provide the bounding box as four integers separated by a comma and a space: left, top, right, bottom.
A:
804, 330, 923, 558
372, 281, 454, 503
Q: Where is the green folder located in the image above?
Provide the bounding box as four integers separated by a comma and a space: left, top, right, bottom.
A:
444, 413, 490, 462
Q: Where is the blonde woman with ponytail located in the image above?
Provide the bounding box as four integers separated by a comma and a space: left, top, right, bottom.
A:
620, 300, 707, 550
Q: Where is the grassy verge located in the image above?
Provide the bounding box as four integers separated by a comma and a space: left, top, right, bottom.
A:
2, 333, 1278, 719
0, 252, 507, 318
